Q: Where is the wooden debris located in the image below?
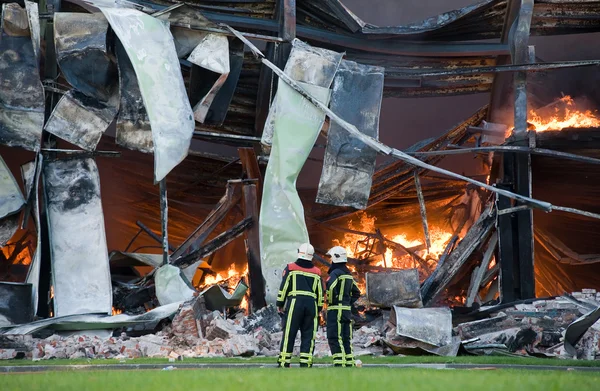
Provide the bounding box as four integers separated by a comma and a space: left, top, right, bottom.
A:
422, 207, 496, 305
172, 217, 253, 269
466, 234, 498, 306
413, 172, 431, 251
170, 180, 242, 260
243, 183, 266, 311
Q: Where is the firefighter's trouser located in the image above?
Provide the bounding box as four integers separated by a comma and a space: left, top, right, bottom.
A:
278, 296, 319, 367
326, 306, 354, 367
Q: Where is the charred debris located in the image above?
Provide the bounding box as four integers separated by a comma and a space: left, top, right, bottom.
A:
3, 0, 600, 361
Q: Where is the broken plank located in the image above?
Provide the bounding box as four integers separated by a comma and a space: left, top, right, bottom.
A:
172, 217, 253, 269
466, 234, 498, 306
170, 181, 242, 260
238, 147, 263, 204
243, 183, 266, 311
414, 171, 431, 250
423, 207, 495, 305
481, 263, 499, 288
420, 235, 458, 298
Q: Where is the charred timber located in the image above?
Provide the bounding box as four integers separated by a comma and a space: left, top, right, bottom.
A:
243, 184, 266, 311
238, 147, 263, 205
466, 234, 498, 306
170, 181, 242, 260
420, 235, 458, 297
172, 217, 253, 269
135, 221, 176, 252
422, 208, 496, 305
413, 172, 431, 250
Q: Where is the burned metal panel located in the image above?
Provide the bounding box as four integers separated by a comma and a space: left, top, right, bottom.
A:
384, 336, 460, 357
44, 158, 112, 317
366, 270, 422, 308
24, 1, 40, 65
188, 1, 276, 19
154, 4, 225, 31
53, 12, 117, 102
47, 12, 118, 151
0, 154, 25, 220
532, 2, 600, 36
188, 33, 230, 123
311, 106, 487, 222
347, 53, 497, 99
20, 160, 35, 202
564, 305, 600, 356
101, 7, 195, 182
201, 280, 248, 311
2, 301, 182, 335
320, 0, 365, 32
171, 26, 208, 58
0, 282, 33, 327
316, 60, 383, 209
0, 3, 44, 152
121, 0, 600, 43
115, 40, 152, 153
0, 152, 24, 246
0, 214, 19, 248
259, 40, 342, 304
390, 306, 452, 347
155, 264, 196, 306
109, 251, 164, 269
45, 90, 119, 151
261, 38, 342, 149
24, 156, 42, 314
361, 0, 502, 36
204, 38, 245, 126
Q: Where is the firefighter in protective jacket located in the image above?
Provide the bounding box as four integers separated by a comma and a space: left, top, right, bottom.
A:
276, 243, 324, 368
325, 246, 361, 367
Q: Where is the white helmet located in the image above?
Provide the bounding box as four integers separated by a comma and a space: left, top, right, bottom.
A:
327, 246, 347, 263
297, 243, 315, 261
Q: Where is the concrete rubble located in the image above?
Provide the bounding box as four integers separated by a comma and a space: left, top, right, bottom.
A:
0, 300, 383, 361
2, 291, 600, 361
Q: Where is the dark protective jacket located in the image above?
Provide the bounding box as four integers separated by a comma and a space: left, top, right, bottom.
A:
326, 264, 360, 309
277, 259, 324, 311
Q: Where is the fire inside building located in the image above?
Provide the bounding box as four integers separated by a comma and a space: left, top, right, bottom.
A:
2, 0, 600, 360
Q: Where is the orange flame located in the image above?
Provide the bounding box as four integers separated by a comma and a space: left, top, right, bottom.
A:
529, 96, 600, 131
335, 213, 453, 290
199, 265, 250, 314
202, 265, 245, 287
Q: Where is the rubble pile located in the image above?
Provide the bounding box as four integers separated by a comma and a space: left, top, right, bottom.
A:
380, 290, 600, 360
0, 302, 382, 361
2, 291, 600, 362
456, 290, 600, 360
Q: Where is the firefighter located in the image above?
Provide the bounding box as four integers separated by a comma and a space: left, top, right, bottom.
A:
276, 243, 324, 368
325, 246, 361, 367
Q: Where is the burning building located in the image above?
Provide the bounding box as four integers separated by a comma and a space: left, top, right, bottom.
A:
2, 0, 600, 361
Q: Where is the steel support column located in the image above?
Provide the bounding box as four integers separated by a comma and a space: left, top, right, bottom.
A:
494, 0, 536, 301
254, 0, 296, 136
